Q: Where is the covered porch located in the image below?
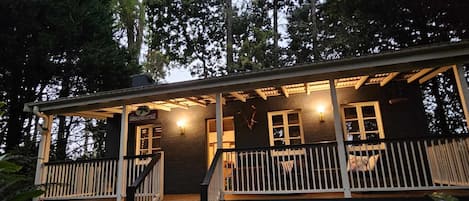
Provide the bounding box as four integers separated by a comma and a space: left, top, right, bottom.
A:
24, 42, 469, 201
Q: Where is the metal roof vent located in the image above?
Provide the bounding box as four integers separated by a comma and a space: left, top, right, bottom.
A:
130, 73, 154, 87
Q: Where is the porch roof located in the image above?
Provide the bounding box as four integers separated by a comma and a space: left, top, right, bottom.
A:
24, 41, 469, 117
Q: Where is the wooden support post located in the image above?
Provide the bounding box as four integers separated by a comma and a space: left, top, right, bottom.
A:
116, 105, 129, 201
380, 72, 400, 87
453, 64, 469, 129
34, 114, 53, 200
229, 92, 246, 102
215, 93, 224, 200
329, 79, 352, 198
355, 76, 369, 90
281, 86, 289, 98
215, 93, 224, 148
255, 89, 268, 100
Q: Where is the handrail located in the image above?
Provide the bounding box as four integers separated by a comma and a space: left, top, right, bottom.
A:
200, 150, 223, 201
344, 133, 469, 145
220, 140, 337, 152
44, 156, 118, 165
126, 153, 161, 201
124, 153, 156, 160
214, 134, 469, 153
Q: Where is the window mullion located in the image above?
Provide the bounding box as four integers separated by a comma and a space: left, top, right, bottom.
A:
356, 105, 366, 140
283, 113, 290, 145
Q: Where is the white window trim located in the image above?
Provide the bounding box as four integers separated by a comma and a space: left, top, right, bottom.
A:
136, 124, 162, 156
341, 101, 385, 150
268, 110, 305, 155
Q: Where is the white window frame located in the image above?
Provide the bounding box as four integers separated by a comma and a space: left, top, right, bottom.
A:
341, 101, 385, 150
268, 110, 305, 155
136, 124, 162, 156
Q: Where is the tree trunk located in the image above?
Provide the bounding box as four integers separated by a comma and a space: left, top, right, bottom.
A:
225, 0, 233, 72
5, 77, 25, 151
310, 0, 320, 62
431, 78, 449, 135
56, 115, 67, 160
5, 100, 23, 151
273, 0, 279, 67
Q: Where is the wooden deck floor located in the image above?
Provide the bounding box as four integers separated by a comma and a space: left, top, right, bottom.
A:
163, 190, 469, 201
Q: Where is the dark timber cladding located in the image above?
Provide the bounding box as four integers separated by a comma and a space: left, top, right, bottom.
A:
23, 41, 469, 114
104, 83, 426, 194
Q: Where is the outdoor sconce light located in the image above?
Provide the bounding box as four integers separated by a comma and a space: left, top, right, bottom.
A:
317, 106, 325, 122
176, 120, 186, 135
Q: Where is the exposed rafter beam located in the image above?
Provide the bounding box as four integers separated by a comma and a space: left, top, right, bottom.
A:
149, 103, 171, 111
418, 66, 453, 84
354, 76, 369, 90
304, 83, 310, 95
185, 98, 206, 107
132, 103, 171, 112
96, 107, 122, 113
165, 100, 189, 109
380, 72, 400, 87
255, 89, 267, 100
207, 95, 226, 105
280, 86, 289, 98
229, 92, 246, 102
407, 68, 433, 83
62, 111, 113, 119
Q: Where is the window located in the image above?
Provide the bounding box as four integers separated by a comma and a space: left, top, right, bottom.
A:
206, 117, 235, 167
136, 124, 162, 155
268, 110, 304, 147
342, 101, 385, 149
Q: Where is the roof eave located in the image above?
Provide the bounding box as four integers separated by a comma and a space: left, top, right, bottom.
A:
24, 41, 469, 114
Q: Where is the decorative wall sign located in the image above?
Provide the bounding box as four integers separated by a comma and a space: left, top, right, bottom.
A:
238, 105, 257, 130
129, 107, 157, 123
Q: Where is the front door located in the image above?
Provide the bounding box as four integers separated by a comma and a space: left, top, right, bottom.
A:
207, 117, 235, 167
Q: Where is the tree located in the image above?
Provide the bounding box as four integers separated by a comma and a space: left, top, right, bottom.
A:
114, 0, 146, 66
0, 0, 139, 154
146, 0, 226, 78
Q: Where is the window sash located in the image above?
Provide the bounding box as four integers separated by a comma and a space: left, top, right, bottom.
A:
136, 124, 162, 155
342, 102, 385, 143
268, 110, 304, 146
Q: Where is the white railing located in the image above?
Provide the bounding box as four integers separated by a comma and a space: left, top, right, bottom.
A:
202, 135, 469, 200
222, 142, 343, 194
41, 153, 164, 200
201, 150, 224, 201
345, 136, 469, 192
427, 137, 469, 186
125, 152, 165, 201
42, 158, 118, 199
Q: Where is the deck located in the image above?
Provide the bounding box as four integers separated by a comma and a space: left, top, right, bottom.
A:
167, 190, 469, 201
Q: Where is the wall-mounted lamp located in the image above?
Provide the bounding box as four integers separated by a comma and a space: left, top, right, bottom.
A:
317, 106, 325, 122
176, 120, 186, 135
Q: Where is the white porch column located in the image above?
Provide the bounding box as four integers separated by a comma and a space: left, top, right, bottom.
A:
329, 79, 352, 198
215, 93, 224, 200
453, 64, 469, 129
116, 105, 129, 201
34, 114, 53, 199
215, 93, 224, 148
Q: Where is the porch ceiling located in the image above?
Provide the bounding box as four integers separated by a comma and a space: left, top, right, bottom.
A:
24, 41, 469, 117
59, 66, 451, 119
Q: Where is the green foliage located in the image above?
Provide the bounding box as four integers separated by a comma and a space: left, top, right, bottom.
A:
146, 0, 226, 78
143, 50, 170, 83
0, 154, 43, 201
428, 192, 459, 201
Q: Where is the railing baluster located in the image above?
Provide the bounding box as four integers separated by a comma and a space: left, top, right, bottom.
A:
332, 145, 340, 190
326, 146, 333, 189
255, 151, 260, 191
305, 147, 312, 190
299, 149, 305, 191
410, 141, 421, 187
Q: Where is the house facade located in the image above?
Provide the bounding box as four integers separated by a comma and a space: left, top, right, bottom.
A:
25, 42, 469, 201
